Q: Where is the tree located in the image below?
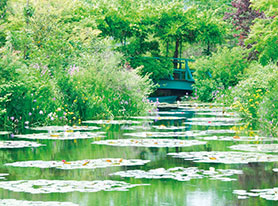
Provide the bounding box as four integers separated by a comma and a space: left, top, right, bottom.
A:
245, 0, 278, 65
224, 0, 265, 46
154, 3, 198, 59
196, 10, 227, 55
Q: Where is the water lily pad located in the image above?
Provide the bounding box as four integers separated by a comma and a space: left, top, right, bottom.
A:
130, 116, 186, 120
14, 132, 105, 140
0, 179, 149, 194
230, 144, 278, 152
157, 111, 188, 115
124, 131, 194, 138
168, 151, 278, 164
0, 199, 78, 206
152, 125, 188, 130
183, 121, 241, 126
92, 139, 206, 148
196, 135, 275, 142
82, 120, 141, 124
124, 129, 236, 138
179, 107, 231, 112
0, 141, 44, 148
110, 167, 242, 182
120, 125, 151, 131
30, 125, 100, 131
233, 188, 278, 201
0, 131, 11, 135
193, 129, 236, 135
0, 173, 9, 180
193, 112, 239, 117
5, 158, 150, 169
186, 117, 242, 122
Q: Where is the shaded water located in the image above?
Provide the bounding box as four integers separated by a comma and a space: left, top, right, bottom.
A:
0, 103, 277, 205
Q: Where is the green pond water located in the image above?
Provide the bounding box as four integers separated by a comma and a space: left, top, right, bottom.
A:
0, 103, 278, 206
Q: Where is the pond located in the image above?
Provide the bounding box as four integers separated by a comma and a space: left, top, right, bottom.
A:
0, 102, 277, 205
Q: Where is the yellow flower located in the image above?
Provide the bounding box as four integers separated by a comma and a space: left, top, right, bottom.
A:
73, 99, 77, 103
249, 99, 253, 102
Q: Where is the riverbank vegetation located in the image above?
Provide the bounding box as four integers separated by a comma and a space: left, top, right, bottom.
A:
0, 0, 277, 135
192, 0, 278, 136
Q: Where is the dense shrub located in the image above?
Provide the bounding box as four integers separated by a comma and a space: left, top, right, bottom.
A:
216, 63, 278, 135
192, 47, 248, 101
0, 0, 154, 130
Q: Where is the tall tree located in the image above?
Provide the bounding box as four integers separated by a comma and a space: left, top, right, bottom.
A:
224, 0, 264, 46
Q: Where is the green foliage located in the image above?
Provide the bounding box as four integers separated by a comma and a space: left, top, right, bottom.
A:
0, 0, 153, 130
258, 84, 278, 137
193, 47, 248, 101
129, 57, 173, 82
217, 63, 278, 135
196, 10, 227, 55
246, 1, 278, 65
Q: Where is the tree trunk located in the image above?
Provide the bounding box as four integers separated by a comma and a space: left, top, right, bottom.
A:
173, 39, 179, 68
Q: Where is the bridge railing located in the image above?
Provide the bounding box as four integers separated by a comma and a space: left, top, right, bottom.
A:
171, 57, 195, 82
130, 56, 194, 82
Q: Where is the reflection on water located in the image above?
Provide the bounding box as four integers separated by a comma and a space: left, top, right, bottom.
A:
0, 103, 277, 205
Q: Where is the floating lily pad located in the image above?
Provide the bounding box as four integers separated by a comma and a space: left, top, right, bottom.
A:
130, 116, 186, 120
5, 158, 150, 169
15, 132, 105, 140
123, 131, 194, 138
92, 139, 206, 148
124, 129, 236, 138
234, 188, 278, 201
193, 129, 236, 135
0, 199, 78, 206
230, 144, 278, 153
168, 151, 278, 164
30, 125, 100, 131
183, 121, 242, 126
186, 117, 242, 122
193, 112, 239, 117
0, 141, 44, 148
82, 120, 141, 124
152, 125, 188, 130
179, 107, 231, 112
157, 111, 188, 115
111, 167, 242, 182
0, 131, 11, 135
120, 125, 151, 131
0, 173, 9, 180
0, 179, 149, 194
196, 135, 275, 142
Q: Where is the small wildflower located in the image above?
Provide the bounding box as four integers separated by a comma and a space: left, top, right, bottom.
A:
39, 110, 43, 115
29, 112, 32, 116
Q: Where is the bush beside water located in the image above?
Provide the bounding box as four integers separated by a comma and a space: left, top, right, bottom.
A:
0, 0, 154, 131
